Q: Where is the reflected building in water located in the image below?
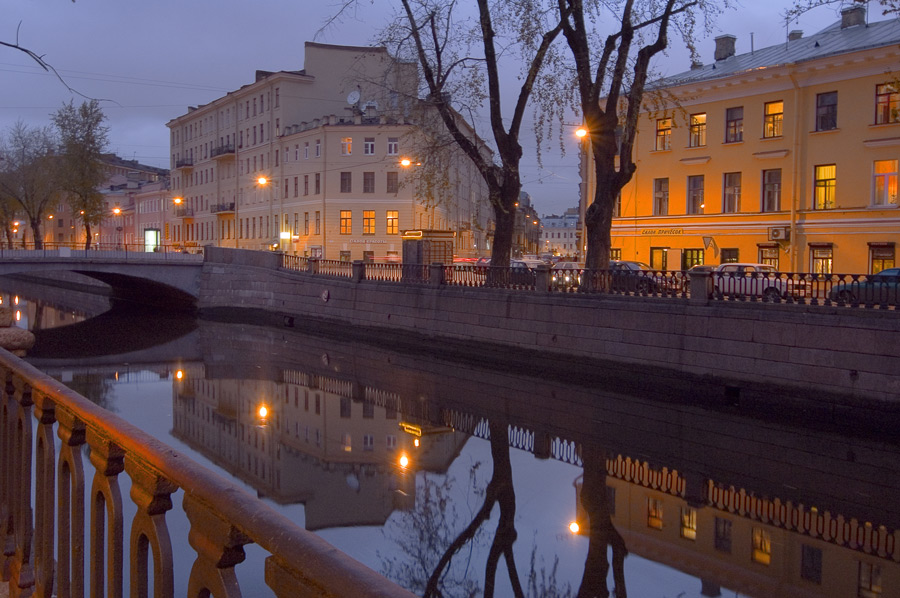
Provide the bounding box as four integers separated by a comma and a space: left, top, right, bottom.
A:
171, 366, 468, 530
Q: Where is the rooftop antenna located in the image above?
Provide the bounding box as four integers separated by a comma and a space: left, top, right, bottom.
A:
751, 32, 755, 53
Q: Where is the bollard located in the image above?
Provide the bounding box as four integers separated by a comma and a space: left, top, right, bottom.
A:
351, 260, 365, 283
430, 263, 445, 287
535, 264, 551, 293
689, 271, 712, 305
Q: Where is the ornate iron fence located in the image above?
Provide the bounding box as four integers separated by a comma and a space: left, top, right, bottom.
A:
0, 349, 415, 598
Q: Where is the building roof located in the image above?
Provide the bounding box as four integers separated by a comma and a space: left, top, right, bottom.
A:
656, 13, 900, 88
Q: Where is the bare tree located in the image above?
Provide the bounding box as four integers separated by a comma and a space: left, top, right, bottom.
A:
0, 121, 60, 249
551, 0, 718, 272
336, 0, 569, 267
53, 100, 109, 249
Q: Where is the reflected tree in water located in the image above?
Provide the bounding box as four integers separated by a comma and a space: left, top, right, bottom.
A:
576, 443, 627, 598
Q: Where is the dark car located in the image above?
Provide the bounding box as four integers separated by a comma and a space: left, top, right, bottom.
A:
828, 267, 900, 305
608, 260, 660, 293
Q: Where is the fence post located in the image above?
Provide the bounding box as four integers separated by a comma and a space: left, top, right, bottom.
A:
307, 258, 319, 275
535, 264, 551, 293
351, 260, 365, 283
689, 271, 712, 305
430, 263, 444, 287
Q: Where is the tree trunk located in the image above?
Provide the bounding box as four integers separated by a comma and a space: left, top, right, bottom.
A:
84, 223, 93, 250
31, 219, 42, 250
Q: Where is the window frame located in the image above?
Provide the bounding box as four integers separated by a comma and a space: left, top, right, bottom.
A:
386, 171, 399, 194
762, 169, 782, 212
363, 171, 375, 194
725, 106, 743, 143
364, 137, 375, 155
340, 137, 352, 155
339, 210, 352, 235
363, 210, 375, 235
386, 210, 399, 235
653, 178, 669, 216
723, 172, 742, 213
872, 159, 898, 207
387, 137, 399, 155
814, 164, 836, 210
687, 175, 705, 214
340, 171, 352, 193
689, 113, 707, 147
655, 118, 672, 151
815, 91, 838, 131
764, 100, 784, 138
875, 83, 899, 125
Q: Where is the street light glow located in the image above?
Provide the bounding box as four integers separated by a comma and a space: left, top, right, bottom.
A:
575, 127, 588, 138
258, 405, 268, 419
400, 158, 412, 167
569, 521, 580, 534
399, 454, 409, 468
175, 370, 184, 380
113, 207, 121, 215
257, 176, 268, 186
173, 197, 183, 205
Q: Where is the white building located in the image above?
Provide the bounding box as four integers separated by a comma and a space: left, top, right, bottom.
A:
167, 42, 492, 260
540, 207, 580, 257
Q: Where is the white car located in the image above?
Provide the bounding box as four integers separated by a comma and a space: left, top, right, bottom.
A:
712, 263, 801, 301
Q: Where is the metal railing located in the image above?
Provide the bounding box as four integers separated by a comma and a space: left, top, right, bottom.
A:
0, 349, 415, 597
0, 244, 205, 259
272, 256, 899, 311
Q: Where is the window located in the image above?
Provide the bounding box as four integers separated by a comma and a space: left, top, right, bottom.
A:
814, 164, 836, 209
759, 246, 779, 268
870, 245, 895, 273
275, 87, 280, 108
386, 171, 399, 194
751, 527, 771, 565
680, 507, 697, 540
341, 137, 352, 155
687, 175, 704, 214
858, 561, 882, 598
873, 159, 898, 206
340, 397, 351, 418
650, 248, 668, 270
723, 172, 741, 213
363, 210, 375, 235
315, 211, 320, 235
362, 250, 374, 263
610, 248, 622, 261
315, 139, 321, 157
340, 211, 352, 235
762, 169, 782, 212
304, 212, 309, 236
315, 173, 321, 194
364, 137, 375, 155
875, 83, 899, 125
363, 171, 375, 193
340, 172, 352, 193
810, 245, 833, 274
387, 137, 399, 155
304, 142, 309, 159
363, 434, 374, 451
647, 498, 663, 530
689, 113, 706, 147
655, 118, 672, 151
293, 177, 299, 198
339, 251, 351, 262
386, 435, 397, 449
764, 101, 783, 138
682, 249, 704, 269
721, 248, 739, 263
714, 517, 732, 552
816, 91, 837, 131
303, 175, 309, 196
725, 106, 743, 143
801, 545, 822, 584
653, 178, 669, 215
386, 211, 399, 235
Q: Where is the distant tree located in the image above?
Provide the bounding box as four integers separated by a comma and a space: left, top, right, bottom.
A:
0, 195, 20, 248
53, 100, 109, 249
786, 0, 898, 21
0, 121, 60, 249
548, 0, 715, 273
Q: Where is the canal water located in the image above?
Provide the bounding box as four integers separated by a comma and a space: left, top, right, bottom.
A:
4, 277, 899, 598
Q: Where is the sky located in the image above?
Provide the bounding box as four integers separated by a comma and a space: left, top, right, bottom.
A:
0, 0, 847, 217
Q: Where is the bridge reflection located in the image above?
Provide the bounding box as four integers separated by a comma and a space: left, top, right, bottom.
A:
10, 281, 900, 597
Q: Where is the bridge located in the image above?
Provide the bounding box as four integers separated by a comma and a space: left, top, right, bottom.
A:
0, 248, 203, 309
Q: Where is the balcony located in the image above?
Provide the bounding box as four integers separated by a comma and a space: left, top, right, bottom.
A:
175, 158, 194, 170
210, 202, 235, 214
174, 207, 194, 218
211, 144, 235, 159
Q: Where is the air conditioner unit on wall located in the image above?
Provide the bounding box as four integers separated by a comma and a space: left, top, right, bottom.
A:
768, 227, 790, 241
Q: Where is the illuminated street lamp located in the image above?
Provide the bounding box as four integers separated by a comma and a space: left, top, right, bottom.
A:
112, 205, 122, 249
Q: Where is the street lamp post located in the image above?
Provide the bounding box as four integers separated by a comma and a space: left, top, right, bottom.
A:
113, 205, 122, 250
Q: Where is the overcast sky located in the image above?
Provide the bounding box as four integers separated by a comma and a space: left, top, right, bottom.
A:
0, 0, 845, 216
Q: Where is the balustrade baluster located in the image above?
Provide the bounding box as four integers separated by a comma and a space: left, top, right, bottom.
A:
87, 433, 125, 598
1, 370, 13, 585
183, 494, 249, 598
57, 409, 87, 598
33, 392, 56, 598
125, 459, 176, 598
10, 377, 36, 597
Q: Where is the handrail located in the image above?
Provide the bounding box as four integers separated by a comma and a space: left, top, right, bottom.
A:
0, 349, 415, 597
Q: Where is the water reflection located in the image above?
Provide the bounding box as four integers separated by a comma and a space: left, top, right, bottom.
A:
6, 278, 900, 598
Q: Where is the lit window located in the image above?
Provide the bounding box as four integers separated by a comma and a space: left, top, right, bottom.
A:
363, 210, 375, 235
764, 101, 783, 138
870, 245, 895, 274
340, 210, 352, 235
873, 160, 898, 206
386, 210, 399, 235
364, 137, 375, 155
752, 527, 771, 565
655, 118, 672, 151
689, 113, 706, 147
816, 91, 837, 131
759, 246, 779, 269
814, 164, 836, 210
680, 507, 697, 540
647, 498, 663, 529
810, 245, 833, 274
725, 106, 743, 143
341, 137, 352, 155
875, 83, 899, 125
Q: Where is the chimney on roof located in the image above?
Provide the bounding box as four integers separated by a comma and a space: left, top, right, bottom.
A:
691, 60, 704, 70
714, 35, 736, 61
841, 4, 866, 29
788, 30, 803, 41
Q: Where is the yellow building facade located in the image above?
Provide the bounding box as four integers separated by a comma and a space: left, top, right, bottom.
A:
583, 6, 900, 274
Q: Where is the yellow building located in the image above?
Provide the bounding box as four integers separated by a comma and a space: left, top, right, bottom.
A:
582, 6, 900, 274
167, 42, 491, 260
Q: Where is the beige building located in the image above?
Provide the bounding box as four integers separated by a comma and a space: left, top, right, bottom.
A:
581, 6, 900, 274
167, 42, 492, 260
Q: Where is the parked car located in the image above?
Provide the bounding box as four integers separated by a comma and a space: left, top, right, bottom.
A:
608, 260, 661, 293
828, 267, 900, 305
712, 263, 801, 301
551, 262, 584, 290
